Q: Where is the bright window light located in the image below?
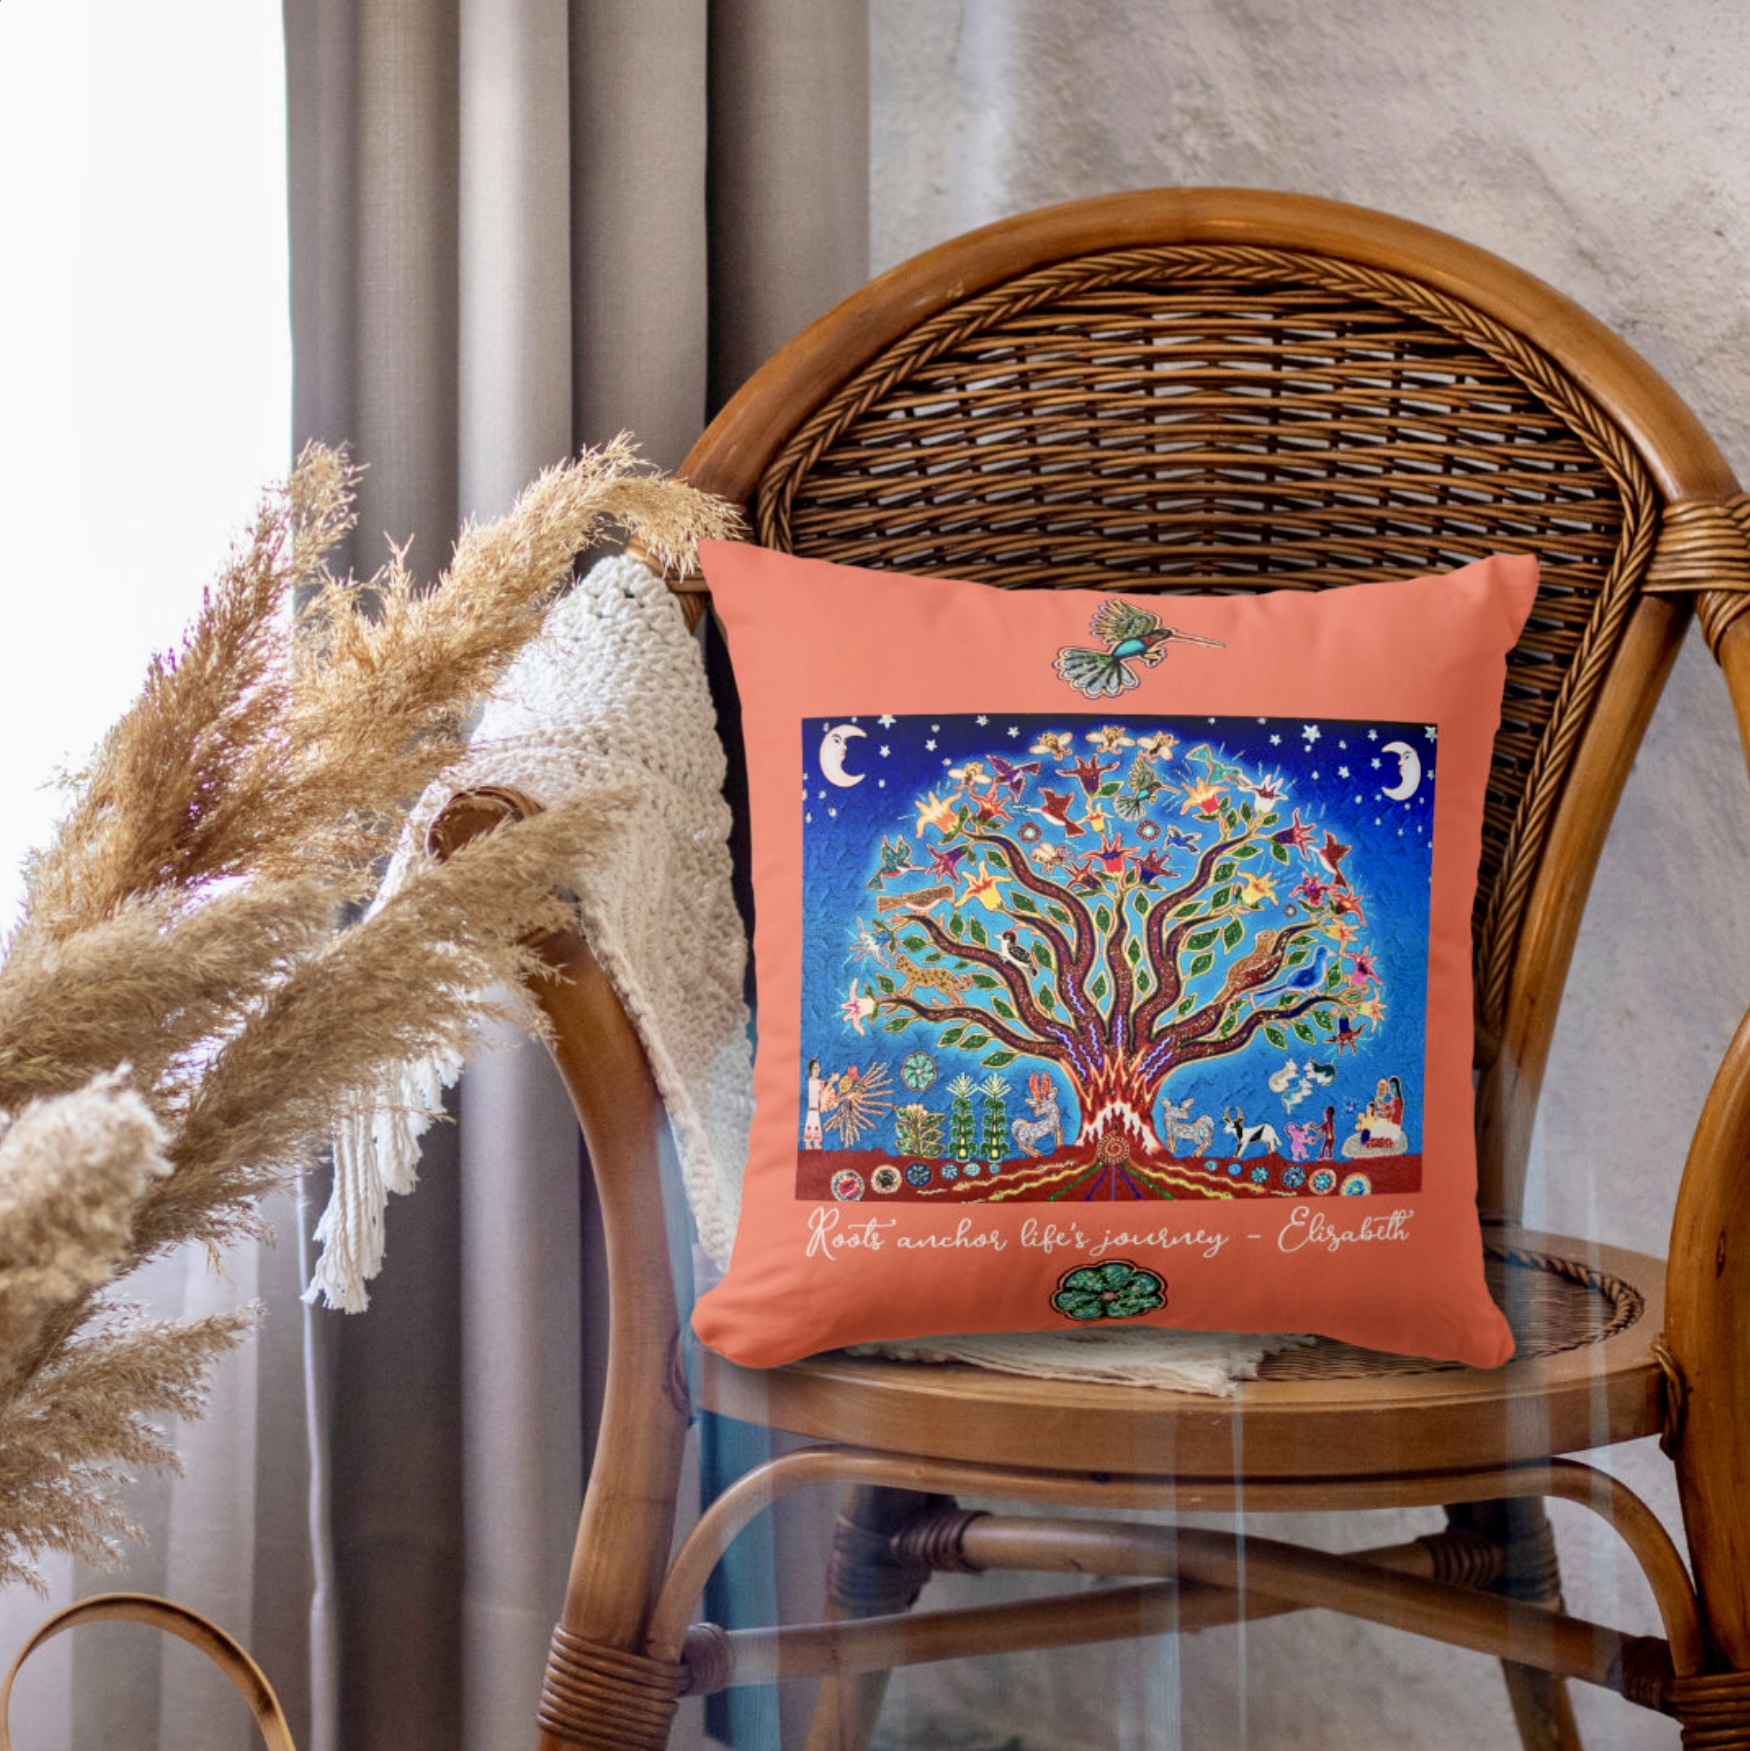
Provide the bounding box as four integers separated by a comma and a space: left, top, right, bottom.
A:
0, 0, 291, 930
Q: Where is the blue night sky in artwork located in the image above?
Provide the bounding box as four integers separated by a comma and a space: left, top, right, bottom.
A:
800, 710, 1437, 1164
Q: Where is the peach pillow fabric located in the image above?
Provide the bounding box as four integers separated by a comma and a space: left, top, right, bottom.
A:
692, 542, 1531, 1370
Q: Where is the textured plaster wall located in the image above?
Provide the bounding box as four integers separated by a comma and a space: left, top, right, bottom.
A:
866, 4, 1750, 1748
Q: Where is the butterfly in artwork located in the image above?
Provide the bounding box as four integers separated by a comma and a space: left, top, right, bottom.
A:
1053, 598, 1224, 700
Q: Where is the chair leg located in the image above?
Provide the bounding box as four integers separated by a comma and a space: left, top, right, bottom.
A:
1447, 1498, 1583, 1751
801, 1486, 961, 1751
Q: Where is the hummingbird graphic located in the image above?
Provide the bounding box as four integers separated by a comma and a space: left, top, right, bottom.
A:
1053, 598, 1224, 700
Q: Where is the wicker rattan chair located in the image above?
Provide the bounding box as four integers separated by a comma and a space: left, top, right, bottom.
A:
448, 190, 1750, 1751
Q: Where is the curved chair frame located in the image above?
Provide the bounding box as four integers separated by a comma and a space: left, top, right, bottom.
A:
442, 192, 1750, 1751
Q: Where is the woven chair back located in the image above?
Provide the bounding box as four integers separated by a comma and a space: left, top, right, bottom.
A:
741, 244, 1657, 1048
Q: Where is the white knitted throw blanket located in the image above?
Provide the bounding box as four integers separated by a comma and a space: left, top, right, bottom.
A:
309, 554, 1305, 1394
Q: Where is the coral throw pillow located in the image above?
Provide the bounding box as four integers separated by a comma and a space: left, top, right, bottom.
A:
691, 542, 1531, 1370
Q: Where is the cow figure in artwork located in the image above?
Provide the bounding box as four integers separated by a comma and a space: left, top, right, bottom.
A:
1223, 1106, 1285, 1159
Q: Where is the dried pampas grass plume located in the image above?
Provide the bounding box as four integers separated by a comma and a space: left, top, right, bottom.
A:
0, 437, 735, 1588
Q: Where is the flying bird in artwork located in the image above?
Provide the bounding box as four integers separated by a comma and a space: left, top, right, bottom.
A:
865, 834, 916, 889
1053, 598, 1225, 700
1030, 787, 1087, 837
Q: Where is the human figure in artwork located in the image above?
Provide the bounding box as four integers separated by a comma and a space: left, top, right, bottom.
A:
1345, 1077, 1407, 1157
1380, 1075, 1405, 1127
1314, 1104, 1336, 1160
803, 1058, 825, 1150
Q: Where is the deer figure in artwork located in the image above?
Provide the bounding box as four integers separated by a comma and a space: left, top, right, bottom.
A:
1160, 1095, 1216, 1157
1011, 1072, 1065, 1158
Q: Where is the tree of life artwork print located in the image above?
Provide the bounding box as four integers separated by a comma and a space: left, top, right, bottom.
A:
798, 712, 1436, 1206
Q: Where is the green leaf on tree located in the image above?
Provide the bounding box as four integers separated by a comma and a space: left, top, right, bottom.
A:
968, 918, 988, 946
1186, 928, 1218, 952
1219, 1013, 1240, 1037
1188, 951, 1215, 978
939, 1025, 965, 1046
902, 935, 927, 952
983, 1049, 1018, 1069
1038, 987, 1057, 1012
949, 915, 966, 940
1215, 861, 1236, 881
992, 997, 1017, 1020
1271, 841, 1289, 864
970, 973, 1000, 989
1240, 799, 1254, 823
1259, 812, 1279, 829
1034, 944, 1054, 969
1090, 974, 1109, 1002
876, 974, 897, 994
1126, 939, 1143, 966
883, 1016, 912, 1032
1221, 809, 1239, 832
1047, 906, 1071, 926
1011, 891, 1040, 915
1222, 918, 1244, 950
1293, 1022, 1317, 1044
1211, 886, 1231, 908
1264, 1024, 1287, 1048
1233, 844, 1259, 861
1172, 901, 1201, 918
963, 1032, 990, 1050
1312, 1007, 1335, 1030
924, 951, 943, 963
1176, 995, 1196, 1016
1285, 947, 1309, 967
1098, 782, 1122, 798
1095, 904, 1113, 934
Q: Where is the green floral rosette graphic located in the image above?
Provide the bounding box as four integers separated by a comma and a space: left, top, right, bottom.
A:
1050, 1259, 1167, 1322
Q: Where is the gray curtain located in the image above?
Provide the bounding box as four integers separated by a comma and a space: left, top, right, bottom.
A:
284, 4, 868, 1748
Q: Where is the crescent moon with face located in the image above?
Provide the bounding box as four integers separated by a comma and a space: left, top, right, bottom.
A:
819, 723, 868, 788
1381, 740, 1422, 802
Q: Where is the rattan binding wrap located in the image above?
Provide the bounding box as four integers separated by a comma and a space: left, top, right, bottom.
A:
1257, 1237, 1645, 1380
1647, 495, 1750, 654
750, 244, 1664, 1039
538, 1624, 685, 1750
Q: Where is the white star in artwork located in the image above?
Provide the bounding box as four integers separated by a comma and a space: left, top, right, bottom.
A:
1311, 770, 1320, 780
1424, 725, 1438, 741
1007, 725, 1021, 737
1375, 816, 1382, 825
942, 757, 951, 766
828, 807, 838, 818
878, 714, 896, 728
1354, 795, 1363, 804
924, 738, 937, 751
878, 779, 886, 788
1269, 733, 1282, 746
1338, 739, 1348, 750
1302, 724, 1321, 744
1337, 765, 1350, 778
805, 811, 813, 823
976, 714, 989, 725
932, 723, 941, 731
1371, 757, 1381, 769
880, 745, 891, 757
817, 789, 826, 800
1207, 716, 1217, 724
1367, 729, 1378, 741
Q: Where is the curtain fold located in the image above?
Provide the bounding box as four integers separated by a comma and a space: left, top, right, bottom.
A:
285, 6, 869, 1747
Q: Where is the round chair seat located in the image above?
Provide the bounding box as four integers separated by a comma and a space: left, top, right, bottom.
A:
693, 1226, 1665, 1484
